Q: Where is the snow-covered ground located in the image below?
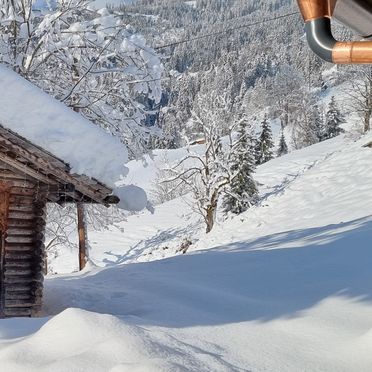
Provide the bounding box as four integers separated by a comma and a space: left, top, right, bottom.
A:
1, 126, 372, 370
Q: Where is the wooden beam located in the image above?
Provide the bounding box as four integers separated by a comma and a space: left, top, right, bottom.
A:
0, 152, 58, 186
0, 130, 112, 203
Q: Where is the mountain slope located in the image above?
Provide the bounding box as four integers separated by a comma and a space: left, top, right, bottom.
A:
0, 131, 371, 371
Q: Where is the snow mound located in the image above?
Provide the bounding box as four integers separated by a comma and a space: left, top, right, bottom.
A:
0, 308, 178, 372
0, 65, 128, 187
113, 185, 148, 211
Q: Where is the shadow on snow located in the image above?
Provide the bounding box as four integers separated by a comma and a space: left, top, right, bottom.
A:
44, 216, 372, 328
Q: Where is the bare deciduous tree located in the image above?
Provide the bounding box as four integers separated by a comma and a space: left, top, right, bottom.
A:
345, 66, 372, 133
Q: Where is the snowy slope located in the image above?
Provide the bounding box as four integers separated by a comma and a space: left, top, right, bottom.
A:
0, 131, 371, 371
50, 130, 370, 271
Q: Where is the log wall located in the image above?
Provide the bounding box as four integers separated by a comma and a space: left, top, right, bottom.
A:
0, 169, 46, 318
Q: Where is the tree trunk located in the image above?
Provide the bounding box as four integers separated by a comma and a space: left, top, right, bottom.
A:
205, 199, 218, 234
364, 111, 371, 133
205, 207, 214, 234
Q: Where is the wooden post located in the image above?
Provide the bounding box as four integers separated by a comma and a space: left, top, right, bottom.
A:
0, 183, 10, 318
77, 202, 87, 271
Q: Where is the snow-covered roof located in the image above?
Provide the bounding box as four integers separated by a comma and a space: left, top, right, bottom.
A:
0, 65, 128, 188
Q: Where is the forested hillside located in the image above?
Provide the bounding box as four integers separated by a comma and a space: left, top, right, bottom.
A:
115, 0, 364, 150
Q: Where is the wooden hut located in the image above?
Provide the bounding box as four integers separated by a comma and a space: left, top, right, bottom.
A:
0, 66, 127, 318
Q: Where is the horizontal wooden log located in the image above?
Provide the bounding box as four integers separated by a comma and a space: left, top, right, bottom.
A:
7, 219, 35, 228
8, 212, 36, 220
13, 238, 44, 249
3, 308, 32, 317
5, 269, 33, 276
6, 234, 45, 244
4, 278, 43, 287
5, 254, 33, 261
4, 276, 34, 284
10, 187, 36, 196
4, 300, 35, 308
5, 244, 35, 252
5, 285, 32, 292
6, 180, 36, 188
5, 293, 31, 300
9, 195, 35, 204
9, 205, 35, 213
6, 236, 35, 244
6, 228, 34, 236
5, 261, 32, 268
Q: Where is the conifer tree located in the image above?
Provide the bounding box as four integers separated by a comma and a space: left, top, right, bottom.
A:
277, 131, 288, 157
255, 115, 274, 165
313, 105, 325, 142
323, 96, 345, 140
223, 118, 258, 214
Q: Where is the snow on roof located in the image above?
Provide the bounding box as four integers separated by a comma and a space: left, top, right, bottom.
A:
0, 65, 128, 188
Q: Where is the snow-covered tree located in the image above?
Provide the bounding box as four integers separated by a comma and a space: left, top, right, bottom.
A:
313, 104, 325, 142
277, 131, 288, 157
223, 117, 258, 214
291, 93, 322, 149
150, 154, 189, 204
255, 115, 274, 165
0, 0, 163, 157
345, 66, 372, 133
324, 96, 345, 140
164, 92, 232, 233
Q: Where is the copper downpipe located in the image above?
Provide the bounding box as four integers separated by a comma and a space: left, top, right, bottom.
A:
297, 0, 337, 21
297, 0, 372, 64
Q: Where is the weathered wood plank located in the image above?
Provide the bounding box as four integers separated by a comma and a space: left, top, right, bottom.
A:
3, 308, 32, 317
4, 285, 32, 292
0, 145, 111, 203
5, 293, 31, 300
4, 277, 35, 284
9, 195, 34, 204
8, 212, 35, 220
5, 300, 36, 307
7, 220, 35, 228
0, 179, 35, 188
10, 187, 36, 196
0, 151, 58, 186
5, 253, 33, 260
6, 228, 34, 236
5, 236, 34, 244
5, 261, 32, 268
9, 205, 35, 213
5, 269, 33, 276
